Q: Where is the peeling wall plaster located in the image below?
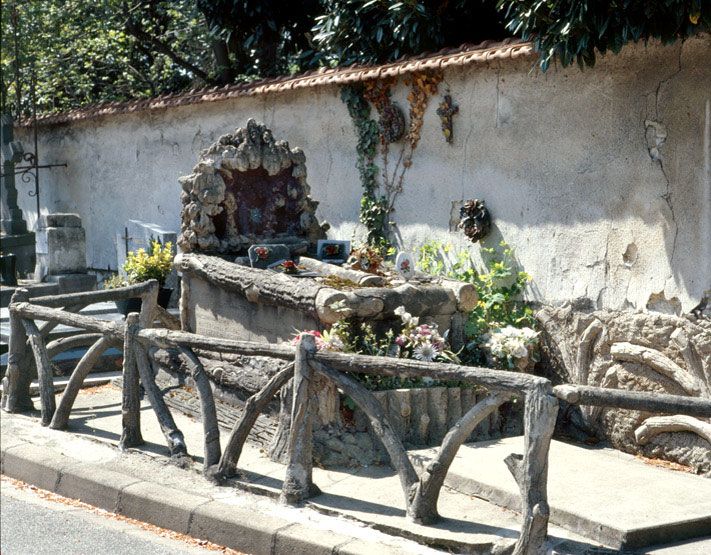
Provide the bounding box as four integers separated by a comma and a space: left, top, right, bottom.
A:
15, 35, 711, 312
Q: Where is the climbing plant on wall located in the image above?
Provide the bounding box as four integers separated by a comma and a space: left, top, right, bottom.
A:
341, 71, 442, 252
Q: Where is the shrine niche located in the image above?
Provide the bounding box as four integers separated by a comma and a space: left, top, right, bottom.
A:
178, 119, 328, 255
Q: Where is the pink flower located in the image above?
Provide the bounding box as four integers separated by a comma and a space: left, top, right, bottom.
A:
395, 335, 406, 347
292, 330, 324, 349
417, 325, 432, 336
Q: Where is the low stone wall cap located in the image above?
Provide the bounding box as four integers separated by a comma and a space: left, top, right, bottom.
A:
40, 213, 82, 228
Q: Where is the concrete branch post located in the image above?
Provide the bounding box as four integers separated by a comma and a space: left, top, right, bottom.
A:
139, 280, 159, 328
506, 383, 559, 555
120, 313, 144, 449
1, 289, 34, 413
22, 319, 56, 426
280, 334, 320, 505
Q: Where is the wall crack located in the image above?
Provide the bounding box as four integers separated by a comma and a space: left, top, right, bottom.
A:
643, 43, 683, 270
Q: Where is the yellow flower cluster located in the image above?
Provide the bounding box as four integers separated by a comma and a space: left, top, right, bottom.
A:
123, 241, 174, 287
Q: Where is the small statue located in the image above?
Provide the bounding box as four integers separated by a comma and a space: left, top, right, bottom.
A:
458, 199, 491, 243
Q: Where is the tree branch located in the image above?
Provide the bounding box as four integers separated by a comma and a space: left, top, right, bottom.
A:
124, 16, 209, 81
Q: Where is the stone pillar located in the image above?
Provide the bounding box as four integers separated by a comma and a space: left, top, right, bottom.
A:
1, 112, 35, 277
35, 213, 95, 293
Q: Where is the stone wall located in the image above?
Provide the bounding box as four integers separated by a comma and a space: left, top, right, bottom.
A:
16, 35, 711, 313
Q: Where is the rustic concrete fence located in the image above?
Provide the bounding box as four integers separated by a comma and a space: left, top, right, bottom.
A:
4, 296, 711, 555
1, 280, 220, 471
1, 281, 159, 420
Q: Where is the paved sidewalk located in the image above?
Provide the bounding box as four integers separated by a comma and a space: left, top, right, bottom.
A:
2, 385, 710, 554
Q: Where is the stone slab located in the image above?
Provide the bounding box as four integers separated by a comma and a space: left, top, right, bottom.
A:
0, 443, 69, 492
118, 481, 209, 534
0, 280, 58, 308
40, 213, 82, 228
0, 233, 35, 277
189, 500, 290, 555
273, 523, 357, 555
36, 223, 87, 275
56, 464, 141, 512
412, 436, 711, 550
44, 273, 96, 294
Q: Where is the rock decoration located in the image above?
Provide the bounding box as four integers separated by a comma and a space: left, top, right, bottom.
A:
537, 305, 711, 474
178, 119, 328, 254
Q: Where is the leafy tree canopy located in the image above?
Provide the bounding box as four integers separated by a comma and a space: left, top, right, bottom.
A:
498, 0, 710, 71
1, 0, 707, 115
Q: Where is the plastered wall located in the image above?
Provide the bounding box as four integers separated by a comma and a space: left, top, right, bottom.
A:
16, 35, 711, 313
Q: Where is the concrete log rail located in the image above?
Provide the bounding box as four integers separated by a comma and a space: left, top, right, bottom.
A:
554, 384, 711, 467
177, 252, 477, 325
3, 281, 224, 474
5, 295, 560, 555
553, 384, 711, 418
303, 352, 558, 555
105, 324, 559, 554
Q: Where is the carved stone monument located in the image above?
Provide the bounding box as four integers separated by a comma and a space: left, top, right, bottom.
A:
1, 112, 35, 277
35, 213, 95, 293
178, 119, 328, 256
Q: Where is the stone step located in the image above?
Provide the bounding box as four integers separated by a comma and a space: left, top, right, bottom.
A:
411, 436, 711, 550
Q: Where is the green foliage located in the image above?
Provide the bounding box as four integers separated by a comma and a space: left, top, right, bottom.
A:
340, 84, 391, 249
313, 1, 506, 66
497, 0, 710, 71
1, 0, 207, 115
102, 274, 128, 290
416, 240, 535, 365
330, 318, 467, 390
465, 244, 535, 338
4, 1, 703, 114
196, 0, 321, 80
123, 241, 174, 287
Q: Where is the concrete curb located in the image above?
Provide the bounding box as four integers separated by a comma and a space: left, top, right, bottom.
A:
0, 439, 414, 555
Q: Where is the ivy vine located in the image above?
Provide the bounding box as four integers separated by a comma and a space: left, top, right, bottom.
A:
341, 71, 442, 253
341, 84, 390, 249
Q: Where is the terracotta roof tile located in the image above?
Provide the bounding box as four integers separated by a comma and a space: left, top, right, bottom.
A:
22, 39, 534, 127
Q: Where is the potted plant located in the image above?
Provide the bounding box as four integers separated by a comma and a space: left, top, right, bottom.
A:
106, 241, 174, 316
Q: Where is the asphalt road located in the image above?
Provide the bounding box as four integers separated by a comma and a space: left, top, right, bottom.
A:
0, 477, 240, 555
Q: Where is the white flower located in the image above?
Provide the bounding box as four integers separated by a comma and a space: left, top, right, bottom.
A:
422, 376, 434, 387
519, 327, 539, 342
509, 338, 529, 359
394, 305, 418, 326
325, 335, 345, 351
413, 341, 437, 362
